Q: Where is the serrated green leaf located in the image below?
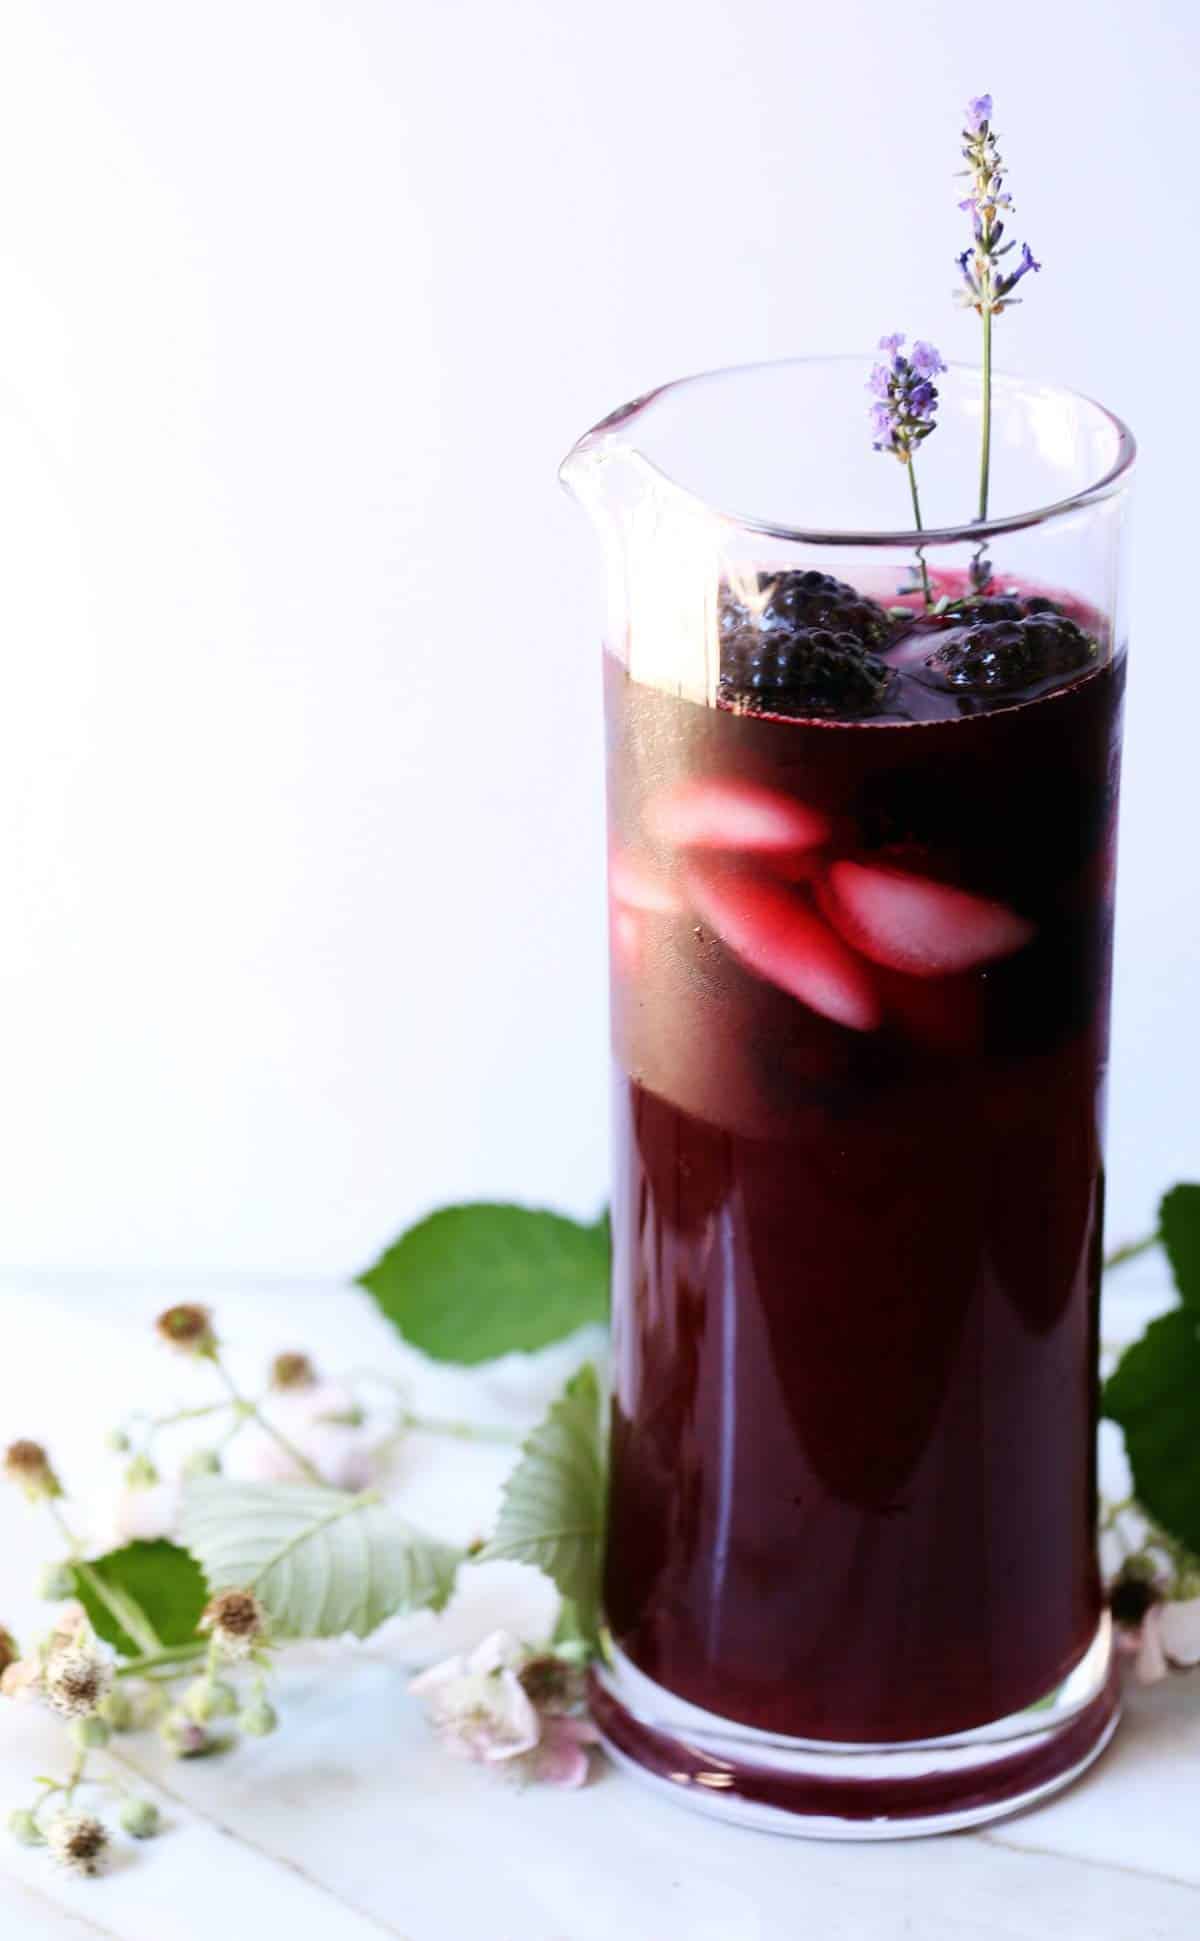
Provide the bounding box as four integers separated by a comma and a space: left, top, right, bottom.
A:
71, 1541, 207, 1659
1160, 1184, 1200, 1309
359, 1204, 610, 1364
1103, 1307, 1200, 1556
179, 1479, 460, 1639
479, 1364, 606, 1641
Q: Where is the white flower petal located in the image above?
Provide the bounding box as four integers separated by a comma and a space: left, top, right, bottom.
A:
1160, 1596, 1200, 1668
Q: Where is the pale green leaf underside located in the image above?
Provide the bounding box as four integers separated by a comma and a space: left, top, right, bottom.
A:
180, 1479, 461, 1640
479, 1363, 606, 1639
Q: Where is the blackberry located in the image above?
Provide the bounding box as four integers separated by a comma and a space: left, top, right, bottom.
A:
922, 610, 1097, 695
719, 569, 892, 654
720, 626, 893, 720
719, 569, 895, 719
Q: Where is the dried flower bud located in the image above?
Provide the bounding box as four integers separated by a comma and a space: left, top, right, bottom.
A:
155, 1304, 217, 1358
37, 1561, 78, 1603
71, 1715, 112, 1750
8, 1807, 45, 1847
1110, 1573, 1159, 1627
123, 1452, 161, 1490
47, 1812, 108, 1876
0, 1628, 17, 1678
4, 1440, 62, 1503
119, 1797, 160, 1840
270, 1352, 317, 1392
238, 1695, 279, 1737
201, 1588, 267, 1660
517, 1654, 582, 1710
182, 1447, 222, 1479
44, 1644, 114, 1721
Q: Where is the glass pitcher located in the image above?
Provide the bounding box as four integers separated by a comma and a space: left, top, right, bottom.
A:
561, 356, 1135, 1837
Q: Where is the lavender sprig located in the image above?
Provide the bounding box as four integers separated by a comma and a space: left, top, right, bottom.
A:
956, 94, 1041, 545
868, 334, 946, 608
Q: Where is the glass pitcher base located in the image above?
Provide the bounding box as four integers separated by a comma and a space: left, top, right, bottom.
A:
589, 1619, 1119, 1840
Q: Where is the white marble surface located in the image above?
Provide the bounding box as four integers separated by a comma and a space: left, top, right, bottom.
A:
0, 1274, 1196, 1941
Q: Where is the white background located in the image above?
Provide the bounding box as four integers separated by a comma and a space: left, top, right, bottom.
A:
0, 0, 1196, 1276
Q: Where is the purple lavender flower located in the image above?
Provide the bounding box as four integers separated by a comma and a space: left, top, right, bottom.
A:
867, 334, 946, 460
995, 241, 1042, 301
956, 97, 1039, 318
956, 96, 1039, 539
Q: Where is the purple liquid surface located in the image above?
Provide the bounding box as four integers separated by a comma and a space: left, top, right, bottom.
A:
603, 625, 1124, 1744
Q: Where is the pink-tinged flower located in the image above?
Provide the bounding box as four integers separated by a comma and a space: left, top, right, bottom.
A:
529, 1713, 601, 1788
1160, 1596, 1200, 1668
633, 775, 1034, 1035
110, 1478, 180, 1544
410, 1631, 540, 1765
0, 1655, 44, 1702
1129, 1604, 1170, 1684
411, 1634, 601, 1788
231, 1382, 376, 1491
1113, 1589, 1200, 1682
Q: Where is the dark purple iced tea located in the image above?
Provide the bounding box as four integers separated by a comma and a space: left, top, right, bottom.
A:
603, 582, 1123, 1743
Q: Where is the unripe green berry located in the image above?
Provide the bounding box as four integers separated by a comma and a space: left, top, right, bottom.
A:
37, 1560, 78, 1602
160, 1709, 213, 1758
238, 1696, 279, 1738
71, 1716, 111, 1750
98, 1687, 135, 1731
182, 1447, 222, 1479
552, 1637, 592, 1666
183, 1677, 237, 1723
118, 1797, 160, 1840
8, 1808, 44, 1847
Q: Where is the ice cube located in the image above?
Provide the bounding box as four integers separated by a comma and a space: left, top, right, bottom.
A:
821, 861, 1034, 977
646, 776, 830, 856
684, 862, 880, 1031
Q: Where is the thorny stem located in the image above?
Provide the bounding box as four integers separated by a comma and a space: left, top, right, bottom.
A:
405, 1413, 521, 1446
211, 1352, 323, 1486
143, 1400, 232, 1450
1104, 1232, 1158, 1272
115, 1643, 207, 1680
47, 1503, 163, 1658
347, 1370, 522, 1447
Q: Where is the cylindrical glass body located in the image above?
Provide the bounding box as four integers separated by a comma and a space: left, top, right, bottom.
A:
563, 359, 1135, 1836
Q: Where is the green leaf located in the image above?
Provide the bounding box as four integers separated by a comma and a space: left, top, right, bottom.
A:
1103, 1307, 1200, 1556
479, 1363, 607, 1641
71, 1541, 207, 1659
179, 1479, 460, 1639
1160, 1184, 1200, 1309
359, 1203, 610, 1365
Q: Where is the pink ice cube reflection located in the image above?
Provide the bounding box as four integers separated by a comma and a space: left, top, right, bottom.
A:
820, 861, 1034, 978
684, 861, 881, 1032
645, 776, 830, 857
638, 773, 1036, 1036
